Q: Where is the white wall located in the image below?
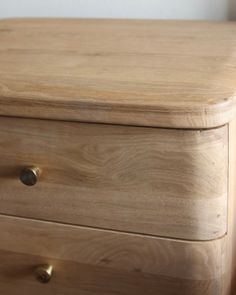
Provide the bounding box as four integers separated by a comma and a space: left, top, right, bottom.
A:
0, 0, 235, 20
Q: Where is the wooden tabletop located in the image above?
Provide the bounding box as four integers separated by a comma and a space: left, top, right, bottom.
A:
0, 18, 236, 128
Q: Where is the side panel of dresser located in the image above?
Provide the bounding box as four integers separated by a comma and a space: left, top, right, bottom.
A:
0, 116, 228, 240
224, 119, 236, 294
0, 215, 227, 295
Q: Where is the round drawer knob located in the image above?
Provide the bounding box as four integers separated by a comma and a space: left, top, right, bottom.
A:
19, 166, 41, 186
35, 265, 53, 284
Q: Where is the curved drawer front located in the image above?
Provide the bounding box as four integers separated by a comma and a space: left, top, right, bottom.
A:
0, 117, 228, 240
0, 215, 227, 295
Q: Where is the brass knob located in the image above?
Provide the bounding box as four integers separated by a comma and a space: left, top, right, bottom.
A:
35, 265, 53, 284
19, 166, 41, 186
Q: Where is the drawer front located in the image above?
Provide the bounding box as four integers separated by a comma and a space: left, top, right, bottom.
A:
0, 215, 226, 295
0, 250, 224, 295
0, 117, 228, 240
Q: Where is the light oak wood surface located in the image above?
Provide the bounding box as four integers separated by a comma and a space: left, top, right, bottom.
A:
0, 18, 235, 294
0, 19, 236, 128
224, 119, 236, 294
0, 116, 228, 240
0, 214, 228, 295
0, 250, 226, 295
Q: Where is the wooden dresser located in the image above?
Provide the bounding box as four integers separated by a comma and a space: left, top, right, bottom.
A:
0, 18, 236, 295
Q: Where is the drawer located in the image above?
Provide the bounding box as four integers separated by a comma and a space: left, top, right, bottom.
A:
0, 116, 228, 240
0, 215, 227, 295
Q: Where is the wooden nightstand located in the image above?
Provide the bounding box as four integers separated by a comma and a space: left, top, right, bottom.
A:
0, 18, 235, 295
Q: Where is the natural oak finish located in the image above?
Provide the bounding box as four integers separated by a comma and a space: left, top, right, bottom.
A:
0, 19, 236, 128
0, 250, 225, 295
0, 18, 236, 295
0, 214, 228, 295
0, 116, 228, 240
223, 119, 236, 294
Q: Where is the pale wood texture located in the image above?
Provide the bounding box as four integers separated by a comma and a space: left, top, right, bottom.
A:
0, 116, 228, 240
0, 250, 224, 295
0, 19, 236, 128
0, 214, 228, 295
224, 119, 236, 294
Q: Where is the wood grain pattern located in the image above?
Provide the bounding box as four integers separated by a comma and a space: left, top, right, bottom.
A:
0, 250, 225, 295
0, 116, 228, 240
0, 214, 228, 295
230, 121, 236, 295
223, 119, 236, 295
0, 19, 236, 128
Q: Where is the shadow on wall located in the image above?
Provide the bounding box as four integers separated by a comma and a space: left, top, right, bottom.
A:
228, 0, 236, 20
